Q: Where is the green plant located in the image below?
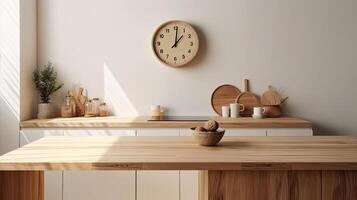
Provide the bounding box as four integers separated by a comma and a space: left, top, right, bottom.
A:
33, 62, 64, 103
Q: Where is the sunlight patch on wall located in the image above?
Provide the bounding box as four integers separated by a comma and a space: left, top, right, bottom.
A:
103, 63, 138, 116
0, 0, 20, 120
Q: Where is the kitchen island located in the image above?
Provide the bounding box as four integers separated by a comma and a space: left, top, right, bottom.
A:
1, 136, 356, 200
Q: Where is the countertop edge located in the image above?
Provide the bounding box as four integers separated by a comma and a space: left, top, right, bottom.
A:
19, 116, 313, 129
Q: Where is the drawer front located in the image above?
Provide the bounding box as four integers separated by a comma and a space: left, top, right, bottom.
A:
225, 128, 267, 136
63, 128, 136, 136
136, 128, 179, 136
267, 128, 313, 136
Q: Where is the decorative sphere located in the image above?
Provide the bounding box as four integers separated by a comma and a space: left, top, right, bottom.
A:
203, 120, 219, 131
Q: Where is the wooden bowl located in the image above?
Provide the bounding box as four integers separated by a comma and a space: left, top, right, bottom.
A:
190, 127, 225, 146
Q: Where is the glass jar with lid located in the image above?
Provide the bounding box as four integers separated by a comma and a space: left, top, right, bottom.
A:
99, 103, 109, 117
84, 99, 96, 117
61, 95, 73, 118
92, 98, 100, 116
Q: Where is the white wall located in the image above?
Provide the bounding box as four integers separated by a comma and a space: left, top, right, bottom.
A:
0, 0, 36, 154
37, 0, 357, 134
0, 0, 20, 154
20, 0, 37, 121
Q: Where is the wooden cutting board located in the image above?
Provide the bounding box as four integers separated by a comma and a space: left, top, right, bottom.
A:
211, 84, 241, 116
235, 79, 260, 117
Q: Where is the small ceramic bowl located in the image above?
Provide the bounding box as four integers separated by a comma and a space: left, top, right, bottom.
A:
190, 127, 225, 146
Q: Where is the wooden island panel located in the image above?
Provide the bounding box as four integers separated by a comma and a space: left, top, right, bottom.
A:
202, 170, 321, 200
322, 171, 357, 200
0, 171, 43, 200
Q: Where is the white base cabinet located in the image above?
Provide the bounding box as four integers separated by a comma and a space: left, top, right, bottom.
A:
20, 127, 313, 200
63, 129, 136, 200
136, 129, 180, 200
63, 171, 135, 200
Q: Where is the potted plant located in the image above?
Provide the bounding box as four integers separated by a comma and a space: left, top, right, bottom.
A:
33, 62, 64, 119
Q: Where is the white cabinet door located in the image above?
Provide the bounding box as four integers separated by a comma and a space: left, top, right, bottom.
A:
63, 129, 136, 200
63, 171, 135, 200
267, 128, 313, 136
136, 129, 180, 200
179, 129, 198, 200
63, 128, 136, 136
20, 129, 63, 200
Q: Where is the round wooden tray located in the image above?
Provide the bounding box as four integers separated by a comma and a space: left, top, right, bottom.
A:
211, 84, 241, 116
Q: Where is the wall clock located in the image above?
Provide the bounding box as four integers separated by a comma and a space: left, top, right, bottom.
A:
152, 20, 199, 67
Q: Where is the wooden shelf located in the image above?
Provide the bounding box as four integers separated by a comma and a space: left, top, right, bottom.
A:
20, 116, 312, 128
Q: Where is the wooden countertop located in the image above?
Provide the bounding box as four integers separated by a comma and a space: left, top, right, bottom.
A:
0, 136, 356, 171
20, 116, 312, 128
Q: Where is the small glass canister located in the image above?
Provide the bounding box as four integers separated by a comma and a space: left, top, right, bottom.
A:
99, 103, 109, 117
92, 98, 100, 116
84, 99, 96, 117
61, 95, 73, 118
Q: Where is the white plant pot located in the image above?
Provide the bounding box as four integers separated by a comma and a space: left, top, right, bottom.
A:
37, 103, 54, 119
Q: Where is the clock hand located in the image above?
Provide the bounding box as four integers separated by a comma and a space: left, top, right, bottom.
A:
172, 28, 178, 48
175, 35, 183, 46
171, 35, 183, 48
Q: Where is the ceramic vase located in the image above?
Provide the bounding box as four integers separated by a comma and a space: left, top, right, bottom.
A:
37, 103, 54, 119
262, 105, 282, 118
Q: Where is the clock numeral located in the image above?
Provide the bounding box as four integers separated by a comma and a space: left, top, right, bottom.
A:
166, 54, 169, 59
183, 28, 186, 33
188, 49, 192, 54
160, 34, 164, 38
190, 42, 193, 46
165, 29, 170, 33
174, 26, 178, 30
156, 41, 160, 46
160, 49, 164, 54
188, 34, 191, 38
182, 54, 185, 59
174, 56, 177, 61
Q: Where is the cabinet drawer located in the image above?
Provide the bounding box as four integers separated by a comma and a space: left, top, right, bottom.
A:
267, 128, 313, 136
136, 128, 179, 136
225, 128, 267, 136
63, 128, 136, 136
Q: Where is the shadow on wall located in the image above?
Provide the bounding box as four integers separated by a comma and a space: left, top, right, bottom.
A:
103, 63, 138, 116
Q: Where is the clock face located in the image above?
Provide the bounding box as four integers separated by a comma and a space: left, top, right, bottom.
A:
153, 21, 199, 67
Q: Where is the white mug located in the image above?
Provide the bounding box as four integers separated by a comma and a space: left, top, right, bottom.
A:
253, 107, 265, 119
222, 106, 230, 118
150, 105, 161, 117
230, 103, 245, 118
